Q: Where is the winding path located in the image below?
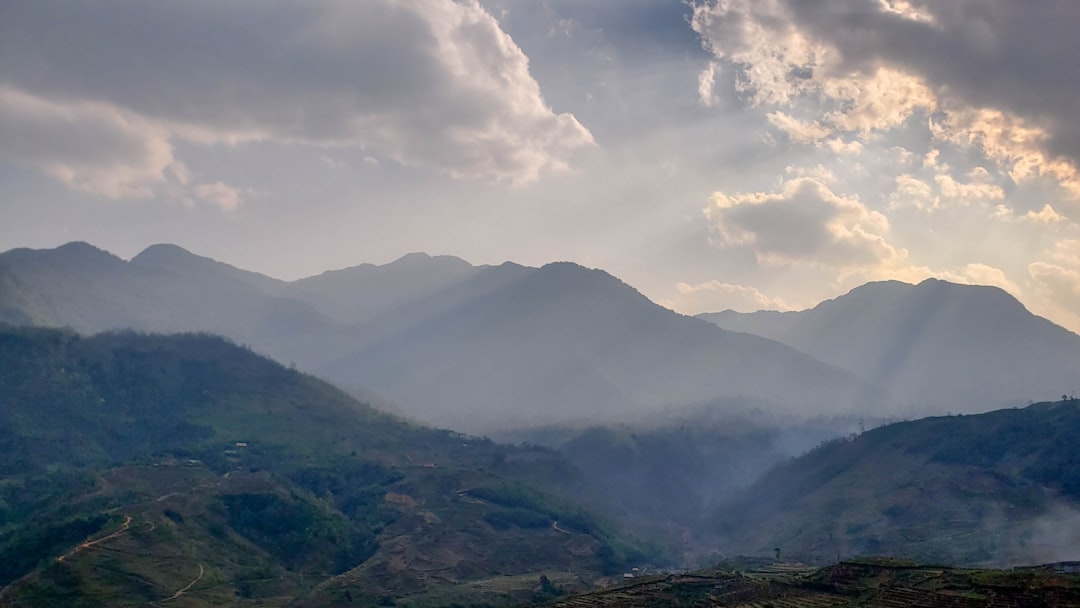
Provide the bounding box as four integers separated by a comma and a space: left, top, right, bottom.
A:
159, 563, 205, 603
57, 515, 132, 562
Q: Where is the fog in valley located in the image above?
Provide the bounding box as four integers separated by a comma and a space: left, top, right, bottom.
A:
4, 1, 1080, 605
3, 241, 1078, 573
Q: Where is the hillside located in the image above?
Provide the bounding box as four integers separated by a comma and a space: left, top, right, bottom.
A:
708, 399, 1080, 567
0, 242, 869, 432
0, 266, 53, 326
699, 279, 1080, 413
534, 558, 1080, 608
0, 326, 653, 607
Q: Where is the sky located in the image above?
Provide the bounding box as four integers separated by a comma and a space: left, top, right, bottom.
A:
2, 0, 1080, 332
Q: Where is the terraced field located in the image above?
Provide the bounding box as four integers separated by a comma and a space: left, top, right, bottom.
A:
536, 559, 1080, 607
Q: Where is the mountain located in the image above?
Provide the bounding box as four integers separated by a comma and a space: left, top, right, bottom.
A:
322, 261, 868, 431
0, 243, 868, 432
699, 279, 1080, 413
0, 264, 53, 326
291, 251, 483, 326
0, 242, 357, 374
130, 242, 288, 295
0, 325, 654, 607
709, 399, 1080, 566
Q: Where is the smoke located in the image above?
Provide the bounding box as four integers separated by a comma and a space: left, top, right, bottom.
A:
1016, 503, 1080, 565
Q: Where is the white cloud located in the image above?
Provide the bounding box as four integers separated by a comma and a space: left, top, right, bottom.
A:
192, 182, 258, 213
0, 0, 593, 201
767, 111, 831, 143
934, 172, 1004, 203
930, 108, 1080, 197
705, 176, 901, 268
890, 174, 938, 211
872, 262, 1019, 296
825, 138, 864, 156
690, 0, 1080, 198
698, 61, 721, 107
821, 67, 936, 134
991, 203, 1067, 224
667, 280, 795, 314
1028, 248, 1080, 332
0, 86, 175, 199
876, 0, 937, 25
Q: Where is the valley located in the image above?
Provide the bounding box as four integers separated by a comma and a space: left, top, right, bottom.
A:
2, 243, 1079, 606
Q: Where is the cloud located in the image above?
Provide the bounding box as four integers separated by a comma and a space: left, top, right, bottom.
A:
705, 176, 902, 268
0, 86, 176, 199
767, 111, 832, 143
0, 0, 593, 201
934, 171, 1004, 203
691, 0, 1080, 197
825, 138, 864, 156
890, 153, 1003, 211
0, 86, 260, 211
890, 174, 938, 210
667, 280, 795, 314
992, 203, 1067, 224
192, 182, 259, 213
1028, 260, 1080, 332
871, 262, 1019, 296
698, 61, 722, 107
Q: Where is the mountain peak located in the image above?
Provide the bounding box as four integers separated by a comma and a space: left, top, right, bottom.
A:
131, 243, 196, 261
130, 243, 223, 274
2, 241, 124, 270
55, 241, 111, 256
531, 261, 641, 298
386, 252, 473, 269
392, 252, 434, 263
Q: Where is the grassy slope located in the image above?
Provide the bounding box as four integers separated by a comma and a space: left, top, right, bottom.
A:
0, 326, 653, 607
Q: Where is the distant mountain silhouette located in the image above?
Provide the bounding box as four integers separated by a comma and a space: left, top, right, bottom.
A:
322, 261, 865, 430
0, 242, 865, 432
291, 252, 483, 326
699, 279, 1080, 413
0, 242, 355, 371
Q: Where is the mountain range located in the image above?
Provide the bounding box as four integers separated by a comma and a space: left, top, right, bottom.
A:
9, 242, 1078, 433
0, 242, 870, 432
4, 239, 1080, 604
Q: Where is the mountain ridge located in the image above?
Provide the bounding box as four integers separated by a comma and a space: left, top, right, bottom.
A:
0, 241, 869, 432
699, 278, 1080, 412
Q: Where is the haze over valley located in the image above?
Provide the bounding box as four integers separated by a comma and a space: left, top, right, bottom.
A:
2, 243, 1079, 579
4, 1, 1080, 606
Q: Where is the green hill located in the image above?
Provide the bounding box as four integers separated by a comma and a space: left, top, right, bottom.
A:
708, 400, 1080, 566
0, 326, 654, 607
